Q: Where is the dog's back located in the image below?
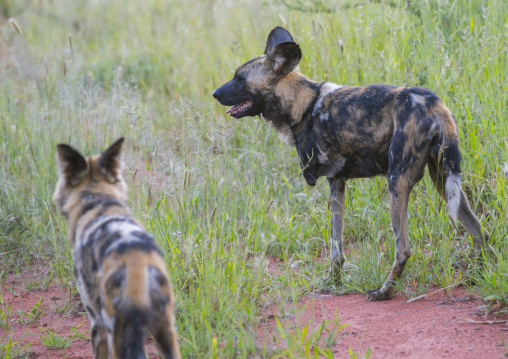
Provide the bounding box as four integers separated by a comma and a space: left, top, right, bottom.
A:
53, 138, 180, 359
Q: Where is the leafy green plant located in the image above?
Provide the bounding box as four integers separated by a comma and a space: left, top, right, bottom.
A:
349, 346, 372, 359
70, 321, 90, 342
0, 335, 32, 359
0, 294, 13, 331
39, 329, 74, 350
23, 271, 53, 292
475, 246, 508, 313
271, 312, 367, 358
15, 298, 47, 325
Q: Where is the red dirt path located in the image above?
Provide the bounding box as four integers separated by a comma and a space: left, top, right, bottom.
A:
259, 288, 508, 358
2, 272, 507, 358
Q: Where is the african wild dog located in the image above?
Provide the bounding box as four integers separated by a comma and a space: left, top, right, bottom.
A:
213, 26, 489, 301
53, 138, 180, 358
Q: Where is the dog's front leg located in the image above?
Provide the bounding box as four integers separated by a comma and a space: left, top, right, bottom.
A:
325, 177, 346, 284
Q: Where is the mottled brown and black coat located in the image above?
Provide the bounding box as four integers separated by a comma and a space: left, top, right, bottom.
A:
53, 138, 180, 358
213, 26, 488, 301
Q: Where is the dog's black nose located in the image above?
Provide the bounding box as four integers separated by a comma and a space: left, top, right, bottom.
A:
212, 89, 219, 99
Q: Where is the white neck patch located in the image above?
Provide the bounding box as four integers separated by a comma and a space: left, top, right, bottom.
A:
312, 82, 345, 121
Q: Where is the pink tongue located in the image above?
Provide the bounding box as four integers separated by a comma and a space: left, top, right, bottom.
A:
226, 104, 241, 114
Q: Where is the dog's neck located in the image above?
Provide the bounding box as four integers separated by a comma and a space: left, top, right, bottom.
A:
274, 72, 321, 125
263, 72, 321, 145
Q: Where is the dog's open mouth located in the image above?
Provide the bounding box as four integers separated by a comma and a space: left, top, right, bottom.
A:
225, 101, 252, 116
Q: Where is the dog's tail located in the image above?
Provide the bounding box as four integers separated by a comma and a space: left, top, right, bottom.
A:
428, 101, 462, 221
102, 251, 180, 359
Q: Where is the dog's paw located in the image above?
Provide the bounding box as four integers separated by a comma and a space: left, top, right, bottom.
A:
365, 287, 393, 301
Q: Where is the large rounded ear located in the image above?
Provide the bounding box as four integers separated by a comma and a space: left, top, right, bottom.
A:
99, 137, 124, 183
264, 26, 295, 54
266, 41, 302, 76
56, 144, 87, 186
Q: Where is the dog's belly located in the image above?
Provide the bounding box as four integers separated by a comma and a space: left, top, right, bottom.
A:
312, 129, 390, 180
314, 152, 387, 179
338, 156, 388, 178
298, 131, 390, 185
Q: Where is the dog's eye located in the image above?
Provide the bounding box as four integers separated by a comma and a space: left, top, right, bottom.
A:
236, 73, 246, 82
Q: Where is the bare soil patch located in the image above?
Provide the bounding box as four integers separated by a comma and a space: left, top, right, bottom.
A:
2, 271, 507, 358
259, 287, 508, 358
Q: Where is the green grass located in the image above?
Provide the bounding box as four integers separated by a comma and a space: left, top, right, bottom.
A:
14, 297, 47, 325
0, 0, 507, 357
0, 337, 32, 359
39, 328, 73, 350
270, 310, 354, 358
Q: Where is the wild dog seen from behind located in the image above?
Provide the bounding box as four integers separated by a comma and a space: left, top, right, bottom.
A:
213, 26, 489, 301
53, 138, 180, 359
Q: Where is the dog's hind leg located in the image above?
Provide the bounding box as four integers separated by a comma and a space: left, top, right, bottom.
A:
148, 289, 180, 359
366, 174, 413, 301
147, 267, 180, 359
324, 177, 346, 284
366, 111, 431, 301
148, 308, 180, 359
90, 320, 109, 359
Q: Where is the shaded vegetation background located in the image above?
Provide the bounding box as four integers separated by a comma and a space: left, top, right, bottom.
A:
0, 0, 507, 357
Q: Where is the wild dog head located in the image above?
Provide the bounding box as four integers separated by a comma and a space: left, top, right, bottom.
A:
213, 26, 303, 119
53, 137, 127, 219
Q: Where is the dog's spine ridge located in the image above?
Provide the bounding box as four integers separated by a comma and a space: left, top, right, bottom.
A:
125, 261, 150, 308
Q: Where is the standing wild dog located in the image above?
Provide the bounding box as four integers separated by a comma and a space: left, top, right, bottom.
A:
53, 138, 180, 358
213, 26, 489, 301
